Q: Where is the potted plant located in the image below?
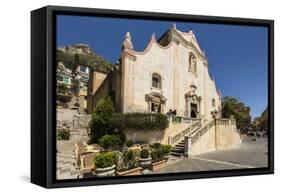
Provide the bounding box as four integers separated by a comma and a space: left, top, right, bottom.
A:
149, 144, 170, 171
98, 134, 122, 151
116, 150, 142, 176
161, 144, 172, 161
126, 140, 134, 148
94, 152, 118, 177
139, 149, 151, 168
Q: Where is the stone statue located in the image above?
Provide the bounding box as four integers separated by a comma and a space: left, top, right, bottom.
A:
122, 32, 134, 50
190, 54, 197, 72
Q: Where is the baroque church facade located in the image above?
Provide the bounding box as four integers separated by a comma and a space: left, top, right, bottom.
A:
88, 24, 222, 122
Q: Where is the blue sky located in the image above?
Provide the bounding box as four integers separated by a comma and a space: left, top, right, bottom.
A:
57, 15, 268, 118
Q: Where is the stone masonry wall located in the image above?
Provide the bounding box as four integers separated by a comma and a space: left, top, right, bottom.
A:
190, 120, 242, 156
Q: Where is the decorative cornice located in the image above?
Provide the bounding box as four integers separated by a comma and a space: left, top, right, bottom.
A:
145, 92, 167, 103
122, 49, 137, 61
121, 28, 208, 65
170, 29, 206, 61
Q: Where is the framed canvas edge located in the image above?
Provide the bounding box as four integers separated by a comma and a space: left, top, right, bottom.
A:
31, 5, 274, 188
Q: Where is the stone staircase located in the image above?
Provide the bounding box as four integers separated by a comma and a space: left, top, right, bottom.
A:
56, 106, 91, 179
170, 140, 186, 157
78, 108, 88, 116
70, 127, 89, 142
56, 140, 80, 179
71, 110, 91, 143
168, 120, 201, 158
169, 119, 216, 158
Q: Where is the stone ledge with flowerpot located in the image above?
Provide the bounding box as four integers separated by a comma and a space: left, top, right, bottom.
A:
139, 157, 152, 168
95, 165, 116, 177
116, 167, 143, 176
94, 152, 118, 177
139, 149, 151, 168
150, 160, 166, 171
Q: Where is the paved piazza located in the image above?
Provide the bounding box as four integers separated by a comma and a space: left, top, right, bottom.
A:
156, 137, 268, 174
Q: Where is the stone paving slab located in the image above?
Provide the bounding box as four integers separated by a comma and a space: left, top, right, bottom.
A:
196, 138, 268, 168
156, 137, 268, 174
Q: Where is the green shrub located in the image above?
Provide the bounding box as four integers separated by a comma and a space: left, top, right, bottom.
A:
109, 113, 124, 129
140, 149, 150, 158
152, 143, 162, 149
94, 152, 118, 168
151, 148, 164, 162
110, 112, 168, 130
57, 129, 70, 140
150, 144, 171, 162
161, 144, 172, 155
98, 134, 122, 150
90, 98, 115, 143
123, 150, 137, 169
119, 133, 126, 145
126, 140, 134, 147
172, 116, 181, 123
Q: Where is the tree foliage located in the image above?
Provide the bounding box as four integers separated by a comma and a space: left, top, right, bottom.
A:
98, 134, 123, 150
90, 97, 115, 143
222, 96, 251, 130
56, 50, 112, 73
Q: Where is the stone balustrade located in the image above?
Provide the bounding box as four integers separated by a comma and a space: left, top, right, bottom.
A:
190, 120, 215, 145
183, 118, 239, 157
168, 116, 199, 126
182, 117, 199, 124
168, 119, 200, 145
216, 118, 236, 126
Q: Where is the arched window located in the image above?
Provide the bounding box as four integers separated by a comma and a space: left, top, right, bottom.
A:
189, 53, 197, 74
152, 73, 161, 89
212, 98, 216, 108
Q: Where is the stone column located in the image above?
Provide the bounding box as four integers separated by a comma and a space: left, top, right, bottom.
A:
161, 103, 165, 113
184, 136, 192, 157
198, 99, 201, 118
147, 101, 151, 112
215, 119, 218, 150
187, 99, 191, 118
169, 117, 173, 126
168, 136, 172, 145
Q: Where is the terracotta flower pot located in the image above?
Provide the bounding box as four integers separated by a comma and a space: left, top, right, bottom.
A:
150, 160, 166, 171
116, 167, 143, 176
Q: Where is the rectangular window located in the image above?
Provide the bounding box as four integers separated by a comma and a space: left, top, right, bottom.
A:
63, 77, 69, 84
151, 103, 161, 113
152, 77, 160, 88
79, 66, 87, 72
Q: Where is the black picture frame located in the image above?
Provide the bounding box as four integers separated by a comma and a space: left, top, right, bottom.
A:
31, 5, 274, 188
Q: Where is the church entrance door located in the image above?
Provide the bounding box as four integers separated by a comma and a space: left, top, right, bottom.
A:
151, 102, 161, 113
191, 103, 197, 118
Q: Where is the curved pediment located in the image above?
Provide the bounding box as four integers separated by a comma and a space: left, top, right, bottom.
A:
123, 28, 207, 62
145, 92, 167, 103
185, 92, 202, 102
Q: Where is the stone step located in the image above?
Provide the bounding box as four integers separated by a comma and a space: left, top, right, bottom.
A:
170, 151, 183, 157
175, 144, 185, 148
171, 147, 184, 153
178, 142, 185, 146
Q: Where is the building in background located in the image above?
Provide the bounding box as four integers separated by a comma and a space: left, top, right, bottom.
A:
56, 43, 112, 110
252, 106, 268, 133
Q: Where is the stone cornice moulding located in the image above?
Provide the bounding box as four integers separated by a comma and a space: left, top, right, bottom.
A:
122, 50, 137, 61
122, 29, 208, 65
170, 29, 207, 61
